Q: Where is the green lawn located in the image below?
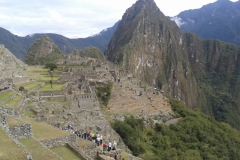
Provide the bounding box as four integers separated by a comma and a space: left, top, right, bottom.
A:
5, 95, 22, 107
38, 84, 64, 91
76, 137, 94, 148
0, 128, 25, 160
41, 76, 60, 81
23, 82, 45, 90
51, 145, 82, 160
24, 109, 36, 117
0, 91, 15, 101
22, 116, 70, 141
19, 138, 59, 160
25, 101, 35, 106
7, 116, 25, 127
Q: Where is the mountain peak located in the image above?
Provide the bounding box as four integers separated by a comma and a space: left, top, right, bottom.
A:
25, 35, 63, 65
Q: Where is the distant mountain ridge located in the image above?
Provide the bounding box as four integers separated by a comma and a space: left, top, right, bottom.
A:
172, 0, 240, 46
0, 21, 119, 60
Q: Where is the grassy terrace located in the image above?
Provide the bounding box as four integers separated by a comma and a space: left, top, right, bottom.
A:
22, 116, 70, 141
4, 95, 22, 107
38, 83, 64, 91
41, 76, 60, 81
19, 138, 59, 160
0, 90, 15, 101
0, 128, 25, 160
7, 116, 25, 127
51, 145, 82, 160
24, 110, 36, 117
23, 81, 45, 90
76, 137, 94, 148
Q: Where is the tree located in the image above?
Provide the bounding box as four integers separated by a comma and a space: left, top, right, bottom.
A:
19, 86, 24, 91
45, 63, 57, 89
49, 80, 53, 89
44, 63, 57, 71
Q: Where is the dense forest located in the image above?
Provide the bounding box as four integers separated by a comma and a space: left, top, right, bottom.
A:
113, 98, 240, 160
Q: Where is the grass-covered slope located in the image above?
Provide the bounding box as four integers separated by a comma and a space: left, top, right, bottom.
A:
70, 47, 106, 61
113, 98, 240, 160
25, 35, 64, 65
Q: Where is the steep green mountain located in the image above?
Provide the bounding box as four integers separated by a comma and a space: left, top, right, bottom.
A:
70, 47, 107, 61
25, 35, 64, 65
173, 0, 240, 46
105, 0, 240, 129
0, 21, 119, 60
113, 98, 240, 159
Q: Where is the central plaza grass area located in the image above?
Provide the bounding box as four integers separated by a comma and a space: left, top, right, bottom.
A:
38, 83, 64, 91
0, 90, 15, 101
0, 128, 25, 160
22, 116, 70, 141
51, 145, 82, 160
5, 95, 22, 107
19, 138, 59, 160
23, 82, 45, 90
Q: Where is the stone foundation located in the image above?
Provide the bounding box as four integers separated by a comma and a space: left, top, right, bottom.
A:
41, 134, 77, 148
39, 90, 64, 96
1, 107, 14, 115
0, 112, 7, 125
9, 123, 32, 139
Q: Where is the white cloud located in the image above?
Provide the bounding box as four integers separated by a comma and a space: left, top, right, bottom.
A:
0, 0, 238, 38
171, 17, 186, 27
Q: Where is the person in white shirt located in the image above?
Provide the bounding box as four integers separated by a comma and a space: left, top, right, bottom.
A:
112, 141, 117, 150
108, 142, 112, 151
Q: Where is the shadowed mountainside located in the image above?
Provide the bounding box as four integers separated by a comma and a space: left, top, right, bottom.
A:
105, 0, 240, 129
173, 0, 240, 46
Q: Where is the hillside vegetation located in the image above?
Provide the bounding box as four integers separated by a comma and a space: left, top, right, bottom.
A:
25, 35, 64, 65
70, 47, 106, 61
113, 98, 240, 160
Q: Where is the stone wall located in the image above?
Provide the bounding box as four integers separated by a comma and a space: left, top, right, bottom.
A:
0, 107, 14, 115
0, 112, 7, 125
39, 90, 64, 96
41, 134, 77, 148
9, 123, 32, 139
67, 143, 93, 160
40, 95, 66, 101
59, 72, 73, 82
12, 77, 31, 84
1, 70, 13, 79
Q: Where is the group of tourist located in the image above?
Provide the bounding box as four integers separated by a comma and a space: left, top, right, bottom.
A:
103, 141, 117, 151
63, 124, 118, 152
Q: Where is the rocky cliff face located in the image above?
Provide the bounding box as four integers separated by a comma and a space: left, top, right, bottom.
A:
0, 44, 25, 71
105, 0, 199, 108
105, 0, 240, 129
25, 35, 63, 65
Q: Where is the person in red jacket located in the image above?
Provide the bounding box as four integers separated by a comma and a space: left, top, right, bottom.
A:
103, 142, 108, 151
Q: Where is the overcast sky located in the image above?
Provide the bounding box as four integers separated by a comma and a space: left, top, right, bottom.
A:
0, 0, 238, 38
